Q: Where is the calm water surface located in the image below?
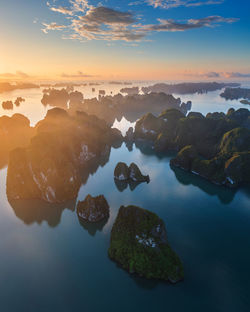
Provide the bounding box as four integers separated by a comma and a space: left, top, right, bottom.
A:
0, 84, 250, 311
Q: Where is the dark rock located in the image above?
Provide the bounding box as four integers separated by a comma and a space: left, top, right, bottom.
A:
142, 82, 240, 95
221, 87, 250, 101
99, 90, 106, 96
206, 112, 226, 119
108, 205, 184, 282
135, 107, 250, 188
125, 127, 134, 142
2, 100, 13, 110
220, 127, 250, 154
120, 87, 139, 95
114, 162, 149, 183
14, 97, 25, 107
170, 145, 198, 171
0, 114, 34, 168
41, 88, 69, 108
6, 109, 117, 203
129, 163, 150, 183
134, 113, 166, 141
69, 91, 83, 105
77, 194, 109, 222
114, 162, 130, 181
187, 112, 205, 119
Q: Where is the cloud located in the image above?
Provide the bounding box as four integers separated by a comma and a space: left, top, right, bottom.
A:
50, 6, 74, 15
204, 71, 221, 78
131, 0, 224, 9
223, 72, 250, 78
135, 16, 238, 32
185, 71, 250, 79
0, 71, 30, 79
47, 0, 92, 15
61, 71, 96, 78
42, 0, 238, 42
79, 6, 135, 25
42, 22, 67, 34
70, 6, 144, 41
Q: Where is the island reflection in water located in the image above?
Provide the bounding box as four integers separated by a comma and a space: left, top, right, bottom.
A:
1, 141, 250, 311
1, 84, 250, 311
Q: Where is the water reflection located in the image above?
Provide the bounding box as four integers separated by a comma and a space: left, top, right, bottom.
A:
9, 198, 75, 227
171, 166, 237, 204
114, 179, 145, 192
78, 216, 109, 236
80, 149, 111, 185
7, 149, 112, 227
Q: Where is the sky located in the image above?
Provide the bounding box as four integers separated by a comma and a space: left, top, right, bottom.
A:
0, 0, 250, 81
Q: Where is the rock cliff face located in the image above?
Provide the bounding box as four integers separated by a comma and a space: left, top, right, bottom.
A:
134, 108, 250, 188
77, 195, 109, 222
7, 108, 123, 203
0, 114, 34, 168
108, 205, 184, 283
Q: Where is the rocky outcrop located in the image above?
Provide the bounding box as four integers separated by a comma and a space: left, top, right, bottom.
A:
220, 87, 250, 101
41, 88, 69, 108
69, 92, 190, 124
0, 114, 34, 168
99, 90, 106, 96
129, 163, 150, 183
135, 108, 250, 188
7, 108, 122, 203
170, 127, 250, 188
77, 194, 109, 222
108, 205, 184, 283
0, 82, 39, 93
114, 162, 130, 181
2, 101, 13, 110
125, 127, 134, 142
120, 87, 139, 95
69, 91, 83, 106
240, 100, 250, 105
14, 97, 25, 107
142, 82, 240, 95
114, 162, 149, 183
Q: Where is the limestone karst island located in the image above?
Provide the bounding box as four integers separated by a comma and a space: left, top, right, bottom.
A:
1, 0, 250, 311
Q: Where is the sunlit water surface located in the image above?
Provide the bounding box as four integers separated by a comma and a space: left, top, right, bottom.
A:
0, 82, 250, 311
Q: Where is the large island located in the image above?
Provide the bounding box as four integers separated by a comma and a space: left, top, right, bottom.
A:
133, 108, 250, 188
7, 108, 123, 203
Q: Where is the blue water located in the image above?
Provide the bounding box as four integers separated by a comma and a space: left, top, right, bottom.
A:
1, 84, 250, 311
0, 143, 250, 312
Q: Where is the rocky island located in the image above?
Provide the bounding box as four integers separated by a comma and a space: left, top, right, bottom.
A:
70, 92, 192, 124
133, 107, 250, 188
240, 100, 250, 105
220, 87, 250, 100
2, 100, 13, 110
114, 162, 150, 183
7, 108, 123, 203
0, 82, 39, 93
77, 194, 109, 223
141, 82, 240, 95
0, 113, 35, 168
108, 205, 184, 282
